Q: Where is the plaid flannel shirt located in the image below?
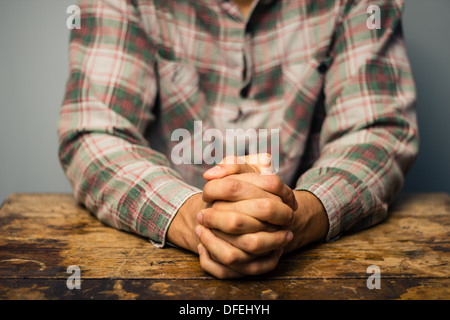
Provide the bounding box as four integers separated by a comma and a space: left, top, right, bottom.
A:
58, 0, 419, 247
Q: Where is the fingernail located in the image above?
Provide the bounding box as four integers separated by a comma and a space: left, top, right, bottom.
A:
197, 244, 203, 255
286, 231, 294, 242
195, 225, 202, 238
197, 211, 203, 224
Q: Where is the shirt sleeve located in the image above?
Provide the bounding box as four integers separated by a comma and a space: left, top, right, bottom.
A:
57, 0, 201, 247
295, 0, 419, 241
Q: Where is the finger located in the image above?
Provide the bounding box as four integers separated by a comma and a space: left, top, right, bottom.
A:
197, 244, 245, 279
198, 227, 284, 276
197, 225, 256, 266
203, 155, 257, 180
202, 178, 281, 203
237, 248, 283, 276
212, 198, 294, 227
223, 173, 297, 211
211, 229, 294, 255
241, 153, 276, 175
198, 208, 275, 234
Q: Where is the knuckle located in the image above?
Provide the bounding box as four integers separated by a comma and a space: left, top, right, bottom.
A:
266, 174, 283, 191
225, 179, 242, 195
223, 250, 241, 266
245, 234, 263, 254
257, 198, 274, 216
227, 213, 244, 233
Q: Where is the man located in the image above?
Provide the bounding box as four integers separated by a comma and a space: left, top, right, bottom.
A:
58, 0, 419, 279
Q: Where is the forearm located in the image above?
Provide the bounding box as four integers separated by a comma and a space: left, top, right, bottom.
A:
59, 132, 201, 246
58, 0, 205, 246
295, 107, 418, 240
294, 0, 418, 241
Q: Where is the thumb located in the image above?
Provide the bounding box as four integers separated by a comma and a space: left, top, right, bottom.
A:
203, 155, 258, 180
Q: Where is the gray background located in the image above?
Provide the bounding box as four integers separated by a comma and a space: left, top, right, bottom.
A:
0, 0, 449, 203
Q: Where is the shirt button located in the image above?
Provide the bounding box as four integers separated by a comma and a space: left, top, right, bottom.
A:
318, 62, 328, 74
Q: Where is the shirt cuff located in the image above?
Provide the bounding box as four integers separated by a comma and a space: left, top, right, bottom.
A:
294, 167, 371, 242
120, 173, 202, 248
148, 180, 202, 248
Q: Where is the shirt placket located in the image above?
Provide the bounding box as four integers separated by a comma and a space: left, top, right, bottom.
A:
220, 0, 259, 115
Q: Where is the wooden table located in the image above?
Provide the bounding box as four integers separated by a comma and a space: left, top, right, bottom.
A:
0, 193, 448, 300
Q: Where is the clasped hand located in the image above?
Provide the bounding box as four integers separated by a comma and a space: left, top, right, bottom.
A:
196, 154, 297, 279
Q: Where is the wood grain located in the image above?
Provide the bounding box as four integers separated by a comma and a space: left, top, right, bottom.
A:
0, 193, 448, 300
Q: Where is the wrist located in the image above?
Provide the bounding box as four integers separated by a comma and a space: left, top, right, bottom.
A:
286, 190, 329, 252
167, 193, 207, 253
